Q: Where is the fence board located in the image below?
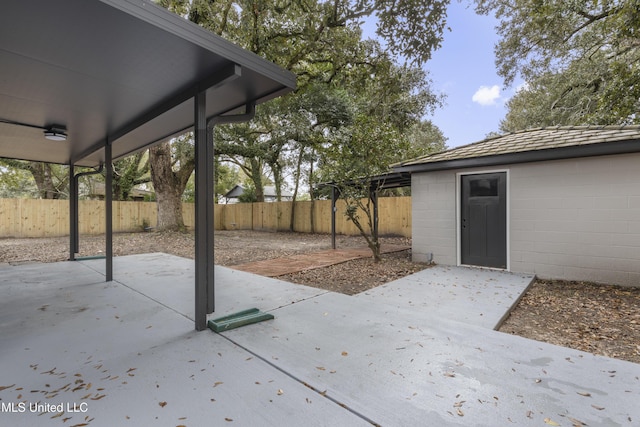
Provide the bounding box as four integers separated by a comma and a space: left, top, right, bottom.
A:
0, 196, 412, 238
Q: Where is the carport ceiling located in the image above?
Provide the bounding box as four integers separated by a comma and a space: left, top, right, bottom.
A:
0, 0, 296, 167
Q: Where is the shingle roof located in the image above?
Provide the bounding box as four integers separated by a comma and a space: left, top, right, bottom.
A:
393, 125, 640, 172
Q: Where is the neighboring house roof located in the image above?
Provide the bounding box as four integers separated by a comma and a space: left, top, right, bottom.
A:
224, 185, 245, 199
393, 125, 640, 173
89, 182, 153, 200
224, 185, 293, 199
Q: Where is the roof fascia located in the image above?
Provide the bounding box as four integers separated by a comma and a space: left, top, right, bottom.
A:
393, 138, 640, 174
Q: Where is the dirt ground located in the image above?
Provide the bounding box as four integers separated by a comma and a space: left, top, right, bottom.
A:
1, 230, 639, 364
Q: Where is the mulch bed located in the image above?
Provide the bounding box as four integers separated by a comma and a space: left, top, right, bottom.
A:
499, 279, 640, 364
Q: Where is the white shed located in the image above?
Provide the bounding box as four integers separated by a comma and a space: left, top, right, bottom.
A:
392, 126, 640, 286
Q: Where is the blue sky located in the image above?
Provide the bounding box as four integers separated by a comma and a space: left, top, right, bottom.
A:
363, 2, 521, 148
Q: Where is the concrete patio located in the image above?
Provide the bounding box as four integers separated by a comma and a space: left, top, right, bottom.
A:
1, 253, 638, 426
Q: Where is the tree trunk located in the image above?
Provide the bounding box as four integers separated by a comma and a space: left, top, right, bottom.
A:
289, 147, 305, 231
149, 142, 193, 231
309, 157, 314, 233
30, 163, 59, 199
249, 158, 264, 202
155, 184, 185, 231
343, 194, 381, 262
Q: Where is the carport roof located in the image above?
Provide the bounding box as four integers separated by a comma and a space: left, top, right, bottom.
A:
393, 125, 640, 173
0, 0, 296, 167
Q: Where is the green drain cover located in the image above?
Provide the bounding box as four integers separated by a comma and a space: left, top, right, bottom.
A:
208, 308, 274, 332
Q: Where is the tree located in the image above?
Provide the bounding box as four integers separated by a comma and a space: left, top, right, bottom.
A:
0, 160, 68, 199
149, 134, 195, 231
237, 185, 257, 203
476, 0, 640, 127
214, 123, 271, 202
0, 163, 39, 198
150, 0, 451, 230
111, 152, 150, 201
186, 0, 450, 68
314, 53, 445, 259
404, 120, 447, 159
320, 115, 404, 261
214, 161, 241, 202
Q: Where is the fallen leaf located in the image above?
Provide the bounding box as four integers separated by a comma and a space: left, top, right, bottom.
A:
159, 401, 167, 407
576, 391, 591, 397
277, 389, 283, 395
316, 367, 325, 371
341, 351, 348, 356
456, 408, 464, 417
213, 381, 223, 388
225, 418, 233, 422
0, 384, 15, 391
591, 404, 605, 410
544, 418, 560, 426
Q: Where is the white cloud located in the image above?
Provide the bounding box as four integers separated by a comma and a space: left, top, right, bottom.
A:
472, 85, 501, 106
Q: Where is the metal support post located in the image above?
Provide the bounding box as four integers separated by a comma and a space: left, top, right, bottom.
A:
194, 91, 210, 331
371, 187, 379, 240
105, 141, 113, 282
69, 164, 76, 260
331, 186, 337, 249
71, 165, 103, 258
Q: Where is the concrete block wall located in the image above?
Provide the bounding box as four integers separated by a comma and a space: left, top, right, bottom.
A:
411, 171, 457, 265
411, 152, 640, 286
510, 153, 640, 286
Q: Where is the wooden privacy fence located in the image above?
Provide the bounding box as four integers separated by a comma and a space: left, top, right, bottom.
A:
0, 197, 411, 238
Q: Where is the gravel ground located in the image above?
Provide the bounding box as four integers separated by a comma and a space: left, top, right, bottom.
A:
1, 230, 638, 364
